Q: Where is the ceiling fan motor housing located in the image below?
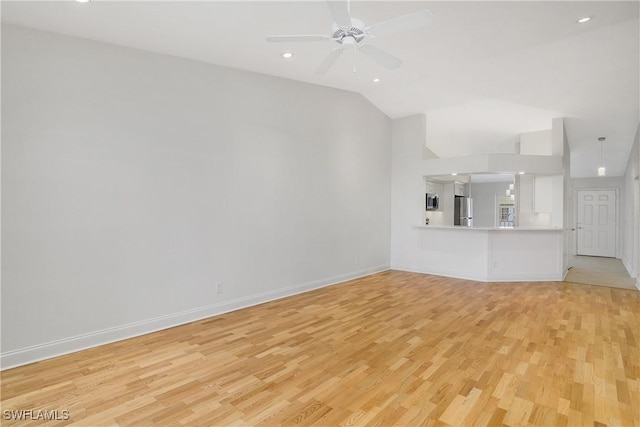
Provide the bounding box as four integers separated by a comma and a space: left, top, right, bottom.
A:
266, 7, 433, 74
331, 18, 366, 44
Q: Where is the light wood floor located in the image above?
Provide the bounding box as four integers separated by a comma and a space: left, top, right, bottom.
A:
2, 270, 639, 426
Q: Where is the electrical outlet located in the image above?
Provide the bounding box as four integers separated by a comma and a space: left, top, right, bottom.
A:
216, 282, 224, 294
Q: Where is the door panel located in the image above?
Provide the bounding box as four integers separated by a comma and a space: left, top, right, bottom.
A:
598, 205, 608, 225
583, 205, 593, 225
577, 190, 616, 257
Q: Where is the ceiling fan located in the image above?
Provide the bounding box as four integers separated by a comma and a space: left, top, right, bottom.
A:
266, 0, 432, 74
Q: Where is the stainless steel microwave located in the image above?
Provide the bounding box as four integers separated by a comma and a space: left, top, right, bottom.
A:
426, 193, 439, 210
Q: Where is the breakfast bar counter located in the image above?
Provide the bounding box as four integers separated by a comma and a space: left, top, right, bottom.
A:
401, 226, 565, 282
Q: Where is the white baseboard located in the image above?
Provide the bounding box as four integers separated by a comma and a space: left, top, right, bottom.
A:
391, 264, 487, 282
621, 257, 640, 291
391, 264, 563, 283
1, 265, 389, 371
487, 271, 564, 282
621, 256, 637, 279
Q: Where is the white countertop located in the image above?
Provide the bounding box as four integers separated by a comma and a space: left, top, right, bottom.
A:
415, 225, 564, 231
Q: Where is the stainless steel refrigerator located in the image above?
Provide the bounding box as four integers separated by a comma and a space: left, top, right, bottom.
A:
454, 196, 473, 227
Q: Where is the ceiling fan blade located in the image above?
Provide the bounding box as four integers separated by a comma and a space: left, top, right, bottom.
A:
315, 48, 344, 74
327, 0, 352, 28
366, 9, 432, 38
359, 45, 402, 70
266, 35, 331, 43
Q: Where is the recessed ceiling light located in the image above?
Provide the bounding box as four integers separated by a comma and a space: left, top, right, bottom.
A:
451, 173, 457, 176
75, 0, 90, 3
577, 16, 593, 24
281, 52, 293, 59
518, 171, 525, 175
372, 78, 381, 83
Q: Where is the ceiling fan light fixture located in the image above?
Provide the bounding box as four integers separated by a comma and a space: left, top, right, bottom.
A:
266, 2, 432, 75
577, 16, 593, 24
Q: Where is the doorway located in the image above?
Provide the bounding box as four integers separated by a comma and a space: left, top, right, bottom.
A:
576, 189, 616, 257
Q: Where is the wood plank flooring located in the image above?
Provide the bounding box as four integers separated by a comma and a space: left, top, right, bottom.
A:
2, 270, 639, 426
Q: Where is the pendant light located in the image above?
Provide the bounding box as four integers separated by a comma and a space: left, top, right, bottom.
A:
598, 137, 606, 176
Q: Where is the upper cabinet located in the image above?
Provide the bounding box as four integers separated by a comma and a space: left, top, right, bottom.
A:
518, 174, 536, 212
425, 179, 444, 197
518, 175, 556, 213
454, 182, 467, 197
533, 176, 554, 213
517, 174, 563, 228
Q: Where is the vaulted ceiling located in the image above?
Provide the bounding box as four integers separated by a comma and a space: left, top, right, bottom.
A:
2, 1, 638, 177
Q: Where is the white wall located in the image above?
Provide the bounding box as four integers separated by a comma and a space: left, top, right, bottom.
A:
411, 228, 490, 281
469, 182, 510, 227
390, 114, 432, 268
488, 230, 563, 281
623, 125, 640, 283
562, 121, 573, 272
520, 129, 553, 155
1, 25, 392, 368
402, 228, 564, 282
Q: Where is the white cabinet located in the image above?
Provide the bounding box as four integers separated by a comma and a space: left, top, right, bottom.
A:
454, 182, 467, 197
533, 176, 553, 213
518, 174, 554, 213
425, 180, 435, 194
517, 174, 561, 227
518, 175, 535, 212
517, 174, 563, 228
425, 179, 446, 226
425, 179, 444, 198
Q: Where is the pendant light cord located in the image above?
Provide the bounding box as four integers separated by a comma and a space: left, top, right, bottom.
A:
600, 141, 604, 166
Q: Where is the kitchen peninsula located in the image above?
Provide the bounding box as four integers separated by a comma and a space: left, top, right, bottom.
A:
411, 225, 564, 282
417, 170, 565, 282
390, 116, 571, 283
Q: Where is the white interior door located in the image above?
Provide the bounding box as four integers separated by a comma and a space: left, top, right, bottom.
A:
577, 189, 616, 257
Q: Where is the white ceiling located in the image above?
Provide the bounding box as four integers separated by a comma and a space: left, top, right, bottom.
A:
2, 1, 639, 177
